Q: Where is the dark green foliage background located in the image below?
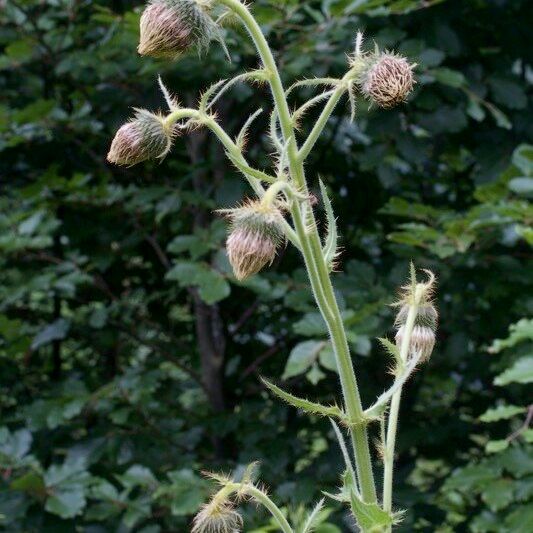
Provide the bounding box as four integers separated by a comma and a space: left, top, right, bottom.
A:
1, 0, 532, 531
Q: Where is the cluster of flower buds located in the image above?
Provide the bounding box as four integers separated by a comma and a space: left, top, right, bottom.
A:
107, 109, 174, 166
353, 51, 416, 108
394, 270, 437, 362
138, 0, 220, 59
221, 200, 285, 281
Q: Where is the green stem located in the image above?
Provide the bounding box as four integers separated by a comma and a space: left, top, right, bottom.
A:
382, 292, 421, 519
245, 485, 293, 533
298, 83, 346, 162
164, 108, 299, 246
219, 0, 377, 503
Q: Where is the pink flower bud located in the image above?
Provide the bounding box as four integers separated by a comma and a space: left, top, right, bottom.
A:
107, 109, 174, 166
361, 53, 415, 108
221, 201, 285, 281
395, 324, 436, 362
138, 0, 219, 59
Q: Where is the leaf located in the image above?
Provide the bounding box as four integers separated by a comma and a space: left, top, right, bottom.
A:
485, 440, 509, 454
282, 340, 326, 380
498, 446, 533, 477
512, 144, 533, 176
444, 464, 500, 491
301, 498, 325, 533
166, 261, 230, 304
319, 179, 339, 271
45, 486, 86, 519
31, 319, 70, 350
504, 504, 533, 532
0, 428, 32, 465
479, 405, 526, 423
481, 479, 514, 512
117, 465, 157, 489
262, 379, 345, 420
349, 491, 393, 532
508, 177, 533, 198
160, 469, 208, 516
431, 67, 466, 88
488, 319, 533, 353
306, 364, 326, 385
318, 343, 338, 372
494, 356, 533, 386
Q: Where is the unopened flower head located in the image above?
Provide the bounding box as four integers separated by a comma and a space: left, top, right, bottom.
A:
107, 109, 174, 166
221, 200, 285, 281
192, 501, 243, 533
138, 0, 219, 59
360, 52, 415, 108
395, 324, 435, 362
394, 268, 437, 361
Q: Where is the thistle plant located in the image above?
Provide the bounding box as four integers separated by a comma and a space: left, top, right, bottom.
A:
108, 1, 434, 530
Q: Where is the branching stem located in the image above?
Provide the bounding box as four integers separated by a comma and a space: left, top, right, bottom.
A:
218, 0, 377, 503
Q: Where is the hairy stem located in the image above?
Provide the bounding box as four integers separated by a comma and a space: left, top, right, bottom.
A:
244, 485, 294, 533
219, 0, 377, 503
382, 291, 421, 518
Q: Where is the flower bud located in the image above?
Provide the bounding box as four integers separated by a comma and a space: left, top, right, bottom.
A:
395, 324, 436, 362
138, 0, 219, 59
107, 109, 174, 166
192, 502, 243, 533
221, 201, 285, 281
360, 52, 415, 108
393, 268, 437, 362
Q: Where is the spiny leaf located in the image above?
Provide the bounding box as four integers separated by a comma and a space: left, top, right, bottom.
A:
236, 108, 263, 152
319, 179, 339, 272
199, 79, 227, 112
377, 337, 401, 367
330, 419, 359, 498
269, 109, 284, 151
262, 379, 346, 421
293, 90, 336, 127
350, 491, 393, 533
158, 76, 179, 111
286, 77, 341, 96
301, 498, 325, 533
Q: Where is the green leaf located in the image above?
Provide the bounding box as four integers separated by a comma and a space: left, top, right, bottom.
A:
31, 319, 70, 350
444, 464, 500, 492
262, 379, 345, 420
166, 261, 230, 304
0, 428, 32, 465
319, 179, 339, 272
318, 343, 338, 372
523, 429, 533, 443
488, 319, 533, 353
481, 479, 514, 512
485, 439, 509, 454
10, 471, 46, 497
159, 469, 208, 516
504, 504, 533, 532
479, 405, 526, 423
494, 356, 533, 386
282, 340, 327, 380
431, 67, 466, 88
498, 446, 533, 477
45, 486, 86, 519
512, 144, 533, 176
508, 177, 533, 198
117, 465, 157, 489
349, 491, 393, 532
